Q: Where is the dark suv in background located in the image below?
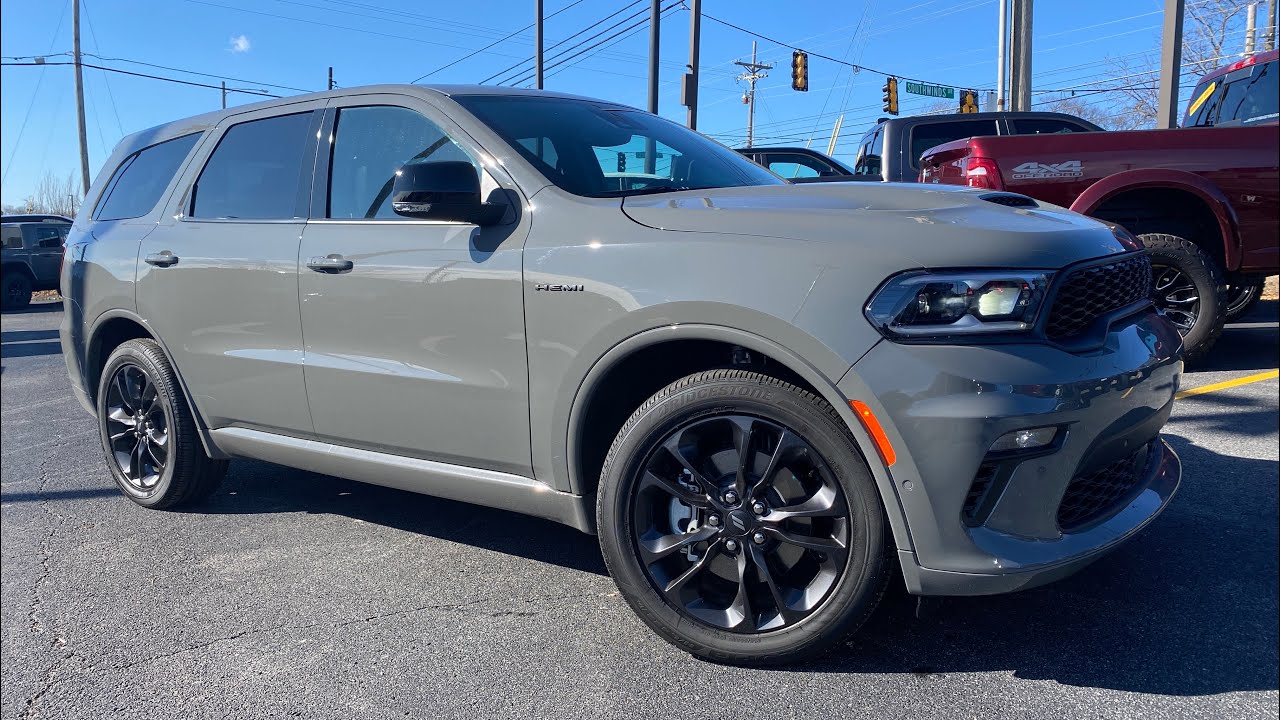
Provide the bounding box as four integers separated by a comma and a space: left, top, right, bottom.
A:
2, 216, 71, 309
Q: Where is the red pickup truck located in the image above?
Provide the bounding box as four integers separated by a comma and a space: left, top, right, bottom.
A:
920, 50, 1278, 360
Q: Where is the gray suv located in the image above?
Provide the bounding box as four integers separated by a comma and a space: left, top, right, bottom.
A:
60, 86, 1183, 665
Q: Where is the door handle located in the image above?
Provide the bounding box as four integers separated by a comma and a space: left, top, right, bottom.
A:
306, 254, 354, 274
144, 251, 179, 267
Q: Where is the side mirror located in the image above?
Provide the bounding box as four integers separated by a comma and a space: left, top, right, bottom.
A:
391, 161, 504, 226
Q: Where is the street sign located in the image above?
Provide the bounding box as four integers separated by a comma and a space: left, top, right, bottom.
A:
904, 81, 955, 100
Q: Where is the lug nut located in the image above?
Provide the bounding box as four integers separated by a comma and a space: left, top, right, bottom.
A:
751, 501, 767, 515
723, 490, 739, 505
707, 514, 721, 527
724, 539, 739, 552
752, 532, 766, 545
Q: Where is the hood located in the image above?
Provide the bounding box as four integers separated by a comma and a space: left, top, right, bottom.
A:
622, 183, 1127, 270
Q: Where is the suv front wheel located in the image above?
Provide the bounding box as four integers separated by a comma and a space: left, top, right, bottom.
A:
597, 369, 890, 665
97, 339, 227, 508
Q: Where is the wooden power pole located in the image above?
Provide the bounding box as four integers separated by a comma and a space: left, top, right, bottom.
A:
73, 0, 91, 195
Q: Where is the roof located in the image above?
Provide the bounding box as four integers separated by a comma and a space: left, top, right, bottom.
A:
1197, 48, 1280, 84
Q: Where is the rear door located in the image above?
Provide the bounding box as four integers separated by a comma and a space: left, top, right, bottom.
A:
27, 225, 68, 286
297, 95, 532, 475
137, 102, 324, 436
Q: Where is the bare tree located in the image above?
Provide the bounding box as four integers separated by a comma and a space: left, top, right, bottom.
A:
1041, 94, 1149, 131
19, 170, 83, 217
1107, 0, 1252, 128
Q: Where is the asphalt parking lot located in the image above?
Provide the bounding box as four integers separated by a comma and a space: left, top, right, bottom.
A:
2, 300, 1276, 720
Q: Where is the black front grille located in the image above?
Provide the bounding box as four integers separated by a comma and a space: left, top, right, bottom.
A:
1057, 444, 1152, 531
1045, 254, 1151, 340
963, 462, 999, 524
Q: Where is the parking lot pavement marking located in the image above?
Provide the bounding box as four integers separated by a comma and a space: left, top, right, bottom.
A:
1175, 369, 1280, 399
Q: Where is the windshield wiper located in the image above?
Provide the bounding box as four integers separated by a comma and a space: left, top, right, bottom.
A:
594, 186, 706, 198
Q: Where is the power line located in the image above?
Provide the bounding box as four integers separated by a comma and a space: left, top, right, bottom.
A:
540, 2, 682, 85
506, 1, 679, 87
411, 0, 588, 82
82, 53, 313, 93
79, 0, 125, 139
482, 0, 646, 85
2, 0, 70, 187
2, 61, 281, 98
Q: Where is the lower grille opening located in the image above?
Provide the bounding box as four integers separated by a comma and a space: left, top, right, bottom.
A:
962, 462, 1000, 524
1057, 443, 1153, 531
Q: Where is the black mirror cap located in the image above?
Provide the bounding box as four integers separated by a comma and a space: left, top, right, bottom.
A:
391, 161, 503, 226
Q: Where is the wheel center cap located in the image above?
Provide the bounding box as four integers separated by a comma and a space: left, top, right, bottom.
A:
726, 509, 754, 536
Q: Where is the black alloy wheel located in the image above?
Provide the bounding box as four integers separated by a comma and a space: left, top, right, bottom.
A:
1150, 262, 1200, 334
103, 363, 170, 491
1139, 233, 1226, 362
632, 414, 850, 633
1224, 280, 1263, 321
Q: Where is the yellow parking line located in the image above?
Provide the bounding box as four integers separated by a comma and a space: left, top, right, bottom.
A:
1175, 369, 1280, 399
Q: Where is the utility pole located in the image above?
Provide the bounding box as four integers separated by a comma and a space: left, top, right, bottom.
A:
996, 0, 1009, 111
1246, 3, 1258, 54
72, 0, 91, 196
735, 42, 773, 148
221, 80, 227, 108
328, 66, 335, 90
535, 0, 544, 89
683, 0, 701, 130
1156, 0, 1185, 129
1266, 0, 1277, 50
645, 0, 661, 173
825, 114, 843, 157
1008, 0, 1033, 111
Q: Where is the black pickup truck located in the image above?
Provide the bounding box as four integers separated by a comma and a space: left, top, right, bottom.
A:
738, 111, 1102, 183
2, 217, 71, 309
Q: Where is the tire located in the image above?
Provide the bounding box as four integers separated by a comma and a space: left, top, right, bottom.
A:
597, 369, 891, 666
1, 272, 32, 310
1140, 233, 1226, 363
96, 339, 227, 509
1224, 278, 1264, 322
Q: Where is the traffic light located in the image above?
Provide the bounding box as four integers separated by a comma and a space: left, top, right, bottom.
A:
791, 51, 809, 92
882, 76, 899, 115
960, 89, 979, 114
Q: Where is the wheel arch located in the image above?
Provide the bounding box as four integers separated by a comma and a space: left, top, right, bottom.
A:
1, 260, 37, 281
566, 324, 913, 552
1071, 169, 1241, 271
86, 309, 227, 459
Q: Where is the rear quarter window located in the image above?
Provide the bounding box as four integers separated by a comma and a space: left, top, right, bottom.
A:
908, 120, 999, 169
1010, 119, 1095, 135
94, 133, 202, 222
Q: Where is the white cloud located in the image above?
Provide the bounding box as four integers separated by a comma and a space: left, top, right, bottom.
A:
228, 34, 251, 53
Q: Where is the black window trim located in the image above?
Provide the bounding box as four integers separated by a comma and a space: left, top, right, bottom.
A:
182, 109, 323, 223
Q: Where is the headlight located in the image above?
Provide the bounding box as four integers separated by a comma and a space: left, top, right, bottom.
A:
866, 270, 1053, 338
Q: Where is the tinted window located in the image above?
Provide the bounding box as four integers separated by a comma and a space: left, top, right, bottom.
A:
1011, 119, 1093, 135
1184, 78, 1222, 127
328, 106, 476, 219
192, 113, 314, 219
763, 153, 837, 179
1218, 60, 1278, 125
909, 120, 999, 168
853, 127, 883, 178
455, 95, 781, 197
2, 226, 21, 249
95, 133, 200, 221
33, 225, 68, 248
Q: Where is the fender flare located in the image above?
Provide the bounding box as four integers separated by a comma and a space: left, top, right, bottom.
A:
1070, 168, 1242, 270
565, 323, 914, 554
86, 308, 228, 460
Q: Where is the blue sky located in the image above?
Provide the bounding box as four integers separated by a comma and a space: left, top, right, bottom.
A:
0, 0, 1208, 205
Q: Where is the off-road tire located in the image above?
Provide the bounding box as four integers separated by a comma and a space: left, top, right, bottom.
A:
1140, 233, 1226, 363
1, 272, 32, 310
596, 369, 892, 666
1224, 277, 1264, 322
97, 339, 227, 509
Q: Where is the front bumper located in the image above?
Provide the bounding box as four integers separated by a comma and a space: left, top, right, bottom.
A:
841, 307, 1183, 595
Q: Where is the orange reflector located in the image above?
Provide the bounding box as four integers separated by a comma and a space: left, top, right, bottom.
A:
849, 400, 896, 467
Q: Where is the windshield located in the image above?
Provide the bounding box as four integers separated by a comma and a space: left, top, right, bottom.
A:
454, 95, 784, 198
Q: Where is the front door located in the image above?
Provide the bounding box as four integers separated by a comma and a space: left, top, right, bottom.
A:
298, 97, 532, 476
136, 104, 323, 436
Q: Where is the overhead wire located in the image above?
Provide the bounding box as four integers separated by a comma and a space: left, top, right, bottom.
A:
411, 0, 588, 82
2, 0, 70, 187
482, 0, 647, 85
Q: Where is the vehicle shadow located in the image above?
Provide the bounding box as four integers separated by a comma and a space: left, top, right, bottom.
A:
196, 459, 610, 577
0, 300, 62, 315
1190, 298, 1279, 373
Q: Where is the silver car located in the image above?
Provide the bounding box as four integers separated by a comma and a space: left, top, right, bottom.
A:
60, 86, 1182, 665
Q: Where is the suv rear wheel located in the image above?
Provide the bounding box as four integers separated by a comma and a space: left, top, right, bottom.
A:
1140, 233, 1226, 363
597, 369, 890, 665
97, 339, 227, 508
1, 272, 32, 310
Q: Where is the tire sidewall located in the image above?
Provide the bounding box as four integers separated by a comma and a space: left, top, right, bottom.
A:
1141, 233, 1226, 358
598, 374, 886, 663
97, 342, 180, 507
2, 273, 32, 309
